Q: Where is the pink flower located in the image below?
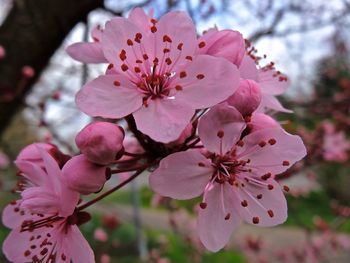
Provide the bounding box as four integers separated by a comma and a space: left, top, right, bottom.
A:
150, 103, 306, 251
100, 254, 111, 263
226, 79, 262, 116
62, 154, 109, 195
21, 66, 35, 78
75, 8, 240, 143
196, 28, 245, 66
239, 54, 291, 113
2, 148, 94, 263
323, 130, 350, 162
76, 121, 125, 165
66, 24, 107, 63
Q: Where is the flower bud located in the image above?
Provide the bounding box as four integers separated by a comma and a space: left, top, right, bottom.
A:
227, 79, 261, 116
16, 142, 70, 168
76, 122, 124, 165
198, 29, 245, 66
62, 154, 108, 195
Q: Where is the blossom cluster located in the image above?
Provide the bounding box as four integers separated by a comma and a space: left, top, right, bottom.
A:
2, 8, 306, 262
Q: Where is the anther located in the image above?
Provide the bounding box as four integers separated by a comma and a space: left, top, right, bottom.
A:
237, 140, 244, 147
225, 213, 231, 220
199, 202, 207, 209
282, 161, 290, 166
241, 200, 248, 207
113, 80, 120, 86
268, 138, 276, 145
198, 162, 205, 167
268, 184, 274, 190
24, 250, 31, 257
143, 54, 149, 60
127, 39, 133, 46
163, 35, 172, 43
134, 67, 141, 73
136, 59, 143, 64
185, 55, 193, 61
283, 185, 290, 192
179, 71, 187, 78
165, 58, 172, 65
175, 85, 183, 91
267, 209, 274, 218
121, 64, 128, 71
163, 48, 170, 53
198, 41, 206, 48
119, 50, 127, 61
196, 74, 205, 80
258, 141, 266, 147
150, 26, 157, 33
217, 130, 224, 138
261, 173, 271, 180
177, 43, 183, 50
252, 217, 260, 224
107, 64, 114, 69
257, 194, 263, 199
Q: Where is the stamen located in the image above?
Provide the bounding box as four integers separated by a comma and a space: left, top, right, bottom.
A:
198, 41, 206, 48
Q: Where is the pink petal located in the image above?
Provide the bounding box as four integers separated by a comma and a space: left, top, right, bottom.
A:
61, 225, 95, 263
16, 142, 56, 168
238, 128, 307, 175
154, 11, 197, 68
250, 113, 279, 132
198, 103, 245, 154
197, 29, 245, 66
76, 74, 143, 118
233, 178, 287, 226
66, 42, 107, 63
2, 200, 41, 229
14, 160, 47, 186
133, 98, 194, 143
258, 69, 289, 95
128, 7, 152, 32
258, 94, 292, 113
198, 184, 240, 252
149, 150, 213, 199
239, 54, 258, 81
174, 55, 240, 109
102, 17, 153, 72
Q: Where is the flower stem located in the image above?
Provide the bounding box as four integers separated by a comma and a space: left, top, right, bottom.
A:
77, 167, 147, 211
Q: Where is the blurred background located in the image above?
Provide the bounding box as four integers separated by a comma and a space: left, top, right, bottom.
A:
0, 0, 350, 262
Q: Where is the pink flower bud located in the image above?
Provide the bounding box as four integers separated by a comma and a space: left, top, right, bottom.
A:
197, 29, 245, 66
227, 79, 261, 116
76, 122, 124, 165
100, 254, 111, 263
62, 154, 108, 195
16, 142, 70, 168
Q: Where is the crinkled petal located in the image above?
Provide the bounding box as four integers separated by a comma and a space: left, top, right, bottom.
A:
233, 178, 287, 226
66, 42, 107, 63
21, 187, 61, 215
133, 98, 194, 143
198, 103, 246, 154
174, 55, 240, 109
198, 184, 240, 252
149, 150, 213, 199
128, 7, 152, 33
237, 128, 307, 175
76, 74, 143, 118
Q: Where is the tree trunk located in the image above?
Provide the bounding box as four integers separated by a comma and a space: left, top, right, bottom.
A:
0, 0, 104, 136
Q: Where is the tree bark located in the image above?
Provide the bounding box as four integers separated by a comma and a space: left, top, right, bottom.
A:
0, 0, 104, 136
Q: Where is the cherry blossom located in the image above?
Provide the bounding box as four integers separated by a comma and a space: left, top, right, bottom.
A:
2, 147, 94, 263
74, 8, 240, 142
323, 130, 350, 162
150, 103, 306, 251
